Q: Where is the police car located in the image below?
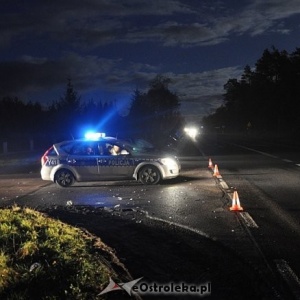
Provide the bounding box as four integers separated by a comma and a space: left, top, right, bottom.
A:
40, 133, 181, 187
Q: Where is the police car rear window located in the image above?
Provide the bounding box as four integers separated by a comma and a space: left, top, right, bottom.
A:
60, 142, 76, 154
48, 148, 57, 156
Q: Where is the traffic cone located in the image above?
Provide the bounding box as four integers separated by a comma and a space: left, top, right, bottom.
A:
213, 164, 220, 177
208, 158, 213, 169
230, 191, 243, 211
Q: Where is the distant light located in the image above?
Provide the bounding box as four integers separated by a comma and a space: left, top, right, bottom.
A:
85, 132, 106, 140
184, 127, 198, 139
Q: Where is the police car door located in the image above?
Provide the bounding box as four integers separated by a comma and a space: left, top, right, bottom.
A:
68, 141, 99, 181
97, 142, 134, 179
95, 142, 111, 178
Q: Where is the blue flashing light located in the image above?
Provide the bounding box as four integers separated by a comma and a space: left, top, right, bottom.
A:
85, 132, 106, 140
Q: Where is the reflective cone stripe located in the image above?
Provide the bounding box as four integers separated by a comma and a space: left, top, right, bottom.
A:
230, 191, 243, 211
213, 164, 220, 176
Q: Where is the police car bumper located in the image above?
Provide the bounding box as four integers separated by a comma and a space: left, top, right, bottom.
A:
163, 166, 180, 177
160, 158, 180, 179
40, 167, 52, 181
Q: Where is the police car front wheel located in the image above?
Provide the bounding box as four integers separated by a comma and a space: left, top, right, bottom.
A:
55, 169, 75, 187
139, 165, 161, 185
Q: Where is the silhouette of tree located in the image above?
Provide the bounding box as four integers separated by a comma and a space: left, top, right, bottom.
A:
0, 97, 44, 138
48, 78, 81, 139
203, 47, 300, 136
128, 75, 183, 144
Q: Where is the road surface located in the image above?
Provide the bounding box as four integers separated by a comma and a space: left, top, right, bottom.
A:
1, 136, 300, 299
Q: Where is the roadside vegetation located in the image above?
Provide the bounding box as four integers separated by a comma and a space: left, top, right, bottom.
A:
2, 46, 300, 152
0, 205, 124, 299
0, 75, 183, 150
203, 47, 300, 136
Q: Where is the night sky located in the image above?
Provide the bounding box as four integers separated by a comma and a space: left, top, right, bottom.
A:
1, 0, 300, 121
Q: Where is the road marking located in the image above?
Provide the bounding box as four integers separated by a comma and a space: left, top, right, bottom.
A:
282, 159, 293, 163
232, 143, 300, 167
141, 210, 211, 239
274, 259, 300, 299
233, 144, 300, 167
232, 144, 279, 158
239, 212, 259, 228
219, 179, 229, 190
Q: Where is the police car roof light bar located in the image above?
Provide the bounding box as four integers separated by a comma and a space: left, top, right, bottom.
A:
85, 132, 106, 140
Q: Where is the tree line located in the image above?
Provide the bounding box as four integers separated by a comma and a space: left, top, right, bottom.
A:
4, 46, 298, 146
0, 75, 183, 148
203, 47, 300, 136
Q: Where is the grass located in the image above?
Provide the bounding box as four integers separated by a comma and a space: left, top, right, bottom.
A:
0, 205, 122, 299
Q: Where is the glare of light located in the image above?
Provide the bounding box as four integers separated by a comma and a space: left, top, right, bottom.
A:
84, 132, 106, 140
160, 157, 178, 168
184, 127, 198, 139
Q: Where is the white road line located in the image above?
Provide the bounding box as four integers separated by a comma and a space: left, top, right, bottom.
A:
141, 210, 211, 239
239, 212, 259, 228
233, 143, 300, 166
282, 159, 293, 163
219, 179, 229, 190
232, 144, 279, 158
274, 259, 300, 299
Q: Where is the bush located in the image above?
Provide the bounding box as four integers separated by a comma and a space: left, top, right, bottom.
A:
0, 205, 119, 299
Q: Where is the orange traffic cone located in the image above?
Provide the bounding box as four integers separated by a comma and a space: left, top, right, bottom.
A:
208, 158, 213, 169
213, 164, 220, 177
230, 191, 243, 211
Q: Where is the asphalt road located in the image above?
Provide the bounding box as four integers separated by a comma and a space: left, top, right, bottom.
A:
199, 133, 300, 299
1, 136, 300, 299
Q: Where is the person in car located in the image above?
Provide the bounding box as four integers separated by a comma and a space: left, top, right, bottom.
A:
109, 145, 120, 155
86, 147, 94, 155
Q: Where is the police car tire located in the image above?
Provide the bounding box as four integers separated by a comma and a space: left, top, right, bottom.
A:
55, 169, 75, 187
138, 165, 161, 185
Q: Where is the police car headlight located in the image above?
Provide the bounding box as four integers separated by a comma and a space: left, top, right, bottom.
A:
160, 158, 178, 168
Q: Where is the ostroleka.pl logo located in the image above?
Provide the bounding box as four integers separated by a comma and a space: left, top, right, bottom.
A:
99, 277, 211, 297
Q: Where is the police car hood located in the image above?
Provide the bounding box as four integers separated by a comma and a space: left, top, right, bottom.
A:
121, 139, 177, 157
130, 148, 176, 158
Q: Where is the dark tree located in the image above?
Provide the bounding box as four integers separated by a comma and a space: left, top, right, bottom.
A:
0, 97, 44, 136
203, 47, 300, 136
128, 75, 183, 144
48, 78, 81, 139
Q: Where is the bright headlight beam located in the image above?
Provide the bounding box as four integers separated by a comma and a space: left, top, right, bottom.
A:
184, 127, 198, 139
161, 158, 177, 168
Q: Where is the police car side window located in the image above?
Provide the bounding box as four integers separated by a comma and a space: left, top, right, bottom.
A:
60, 142, 75, 154
71, 142, 98, 156
71, 143, 84, 155
99, 142, 110, 156
98, 145, 104, 155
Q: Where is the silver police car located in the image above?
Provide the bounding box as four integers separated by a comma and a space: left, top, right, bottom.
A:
40, 136, 181, 187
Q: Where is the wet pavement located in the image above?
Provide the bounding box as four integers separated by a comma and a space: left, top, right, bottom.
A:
0, 152, 291, 299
